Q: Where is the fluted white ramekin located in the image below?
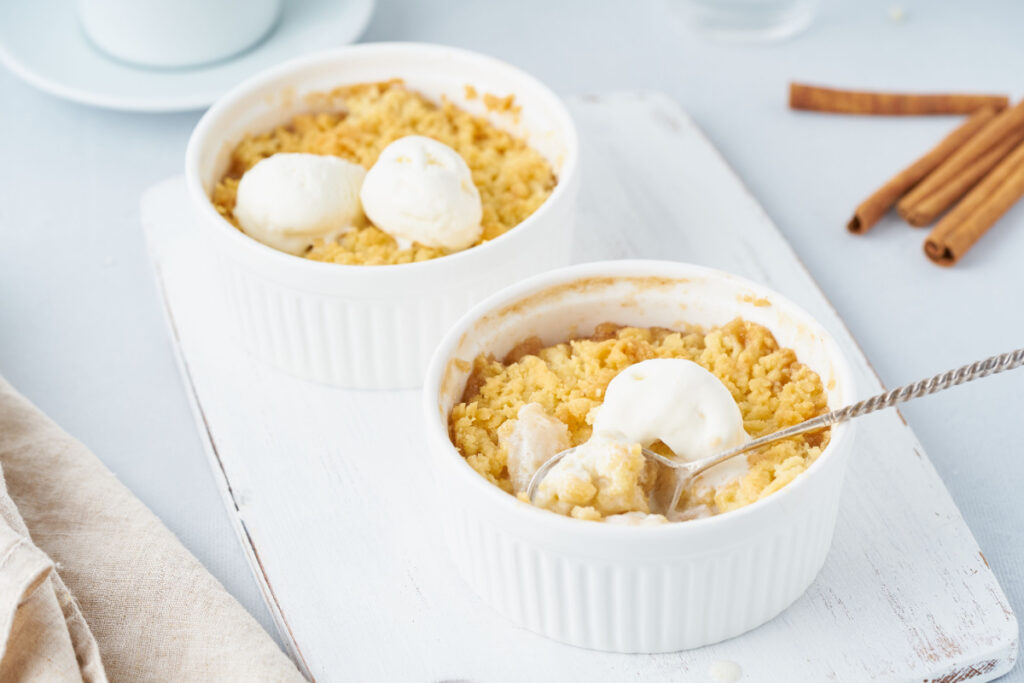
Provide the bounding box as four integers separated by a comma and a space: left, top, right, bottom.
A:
185, 43, 578, 388
423, 260, 857, 653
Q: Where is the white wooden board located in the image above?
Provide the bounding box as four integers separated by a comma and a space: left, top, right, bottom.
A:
143, 92, 1017, 682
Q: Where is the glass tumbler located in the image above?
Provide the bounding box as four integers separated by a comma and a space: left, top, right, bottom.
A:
676, 0, 820, 42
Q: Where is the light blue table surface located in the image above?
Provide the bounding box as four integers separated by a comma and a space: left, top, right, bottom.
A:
1, 0, 1020, 678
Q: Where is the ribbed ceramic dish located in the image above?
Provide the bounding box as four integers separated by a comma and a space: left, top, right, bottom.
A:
423, 260, 857, 652
185, 43, 579, 388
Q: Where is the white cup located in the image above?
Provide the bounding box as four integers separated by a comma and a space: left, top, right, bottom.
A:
78, 0, 282, 68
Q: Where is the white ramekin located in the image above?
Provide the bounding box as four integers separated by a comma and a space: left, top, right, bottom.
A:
423, 260, 857, 653
185, 43, 579, 389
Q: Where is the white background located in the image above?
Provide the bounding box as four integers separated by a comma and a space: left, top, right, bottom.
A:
1, 0, 1021, 677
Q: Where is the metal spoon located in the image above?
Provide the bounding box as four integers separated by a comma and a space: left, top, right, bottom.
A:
527, 346, 1024, 517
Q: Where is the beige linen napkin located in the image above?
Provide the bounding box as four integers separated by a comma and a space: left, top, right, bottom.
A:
0, 376, 304, 682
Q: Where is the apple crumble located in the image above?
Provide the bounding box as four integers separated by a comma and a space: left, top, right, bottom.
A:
211, 80, 556, 265
449, 318, 830, 521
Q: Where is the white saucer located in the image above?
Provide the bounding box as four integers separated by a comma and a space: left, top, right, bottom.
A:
0, 0, 375, 112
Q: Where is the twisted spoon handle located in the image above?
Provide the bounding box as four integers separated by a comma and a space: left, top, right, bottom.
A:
689, 345, 1024, 478
828, 345, 1024, 423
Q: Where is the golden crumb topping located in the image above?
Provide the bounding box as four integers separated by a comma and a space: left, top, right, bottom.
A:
449, 319, 830, 519
211, 80, 556, 265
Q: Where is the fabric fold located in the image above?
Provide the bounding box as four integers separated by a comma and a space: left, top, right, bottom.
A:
0, 519, 53, 646
0, 463, 102, 682
0, 376, 303, 682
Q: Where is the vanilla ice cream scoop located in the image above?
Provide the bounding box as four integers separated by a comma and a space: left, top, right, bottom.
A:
234, 153, 366, 255
593, 358, 748, 462
359, 136, 483, 251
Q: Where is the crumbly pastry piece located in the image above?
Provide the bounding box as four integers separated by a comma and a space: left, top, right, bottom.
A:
605, 512, 670, 526
449, 319, 830, 521
533, 434, 654, 520
211, 80, 556, 265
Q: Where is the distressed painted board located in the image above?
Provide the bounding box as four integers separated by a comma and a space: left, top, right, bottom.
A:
143, 92, 1017, 682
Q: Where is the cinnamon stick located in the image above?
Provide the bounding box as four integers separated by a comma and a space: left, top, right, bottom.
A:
847, 108, 997, 234
898, 99, 1024, 225
900, 125, 1024, 226
790, 84, 1009, 115
924, 138, 1024, 266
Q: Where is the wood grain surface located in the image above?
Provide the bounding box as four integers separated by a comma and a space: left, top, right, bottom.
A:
143, 92, 1017, 682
